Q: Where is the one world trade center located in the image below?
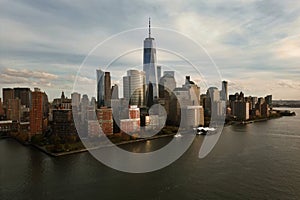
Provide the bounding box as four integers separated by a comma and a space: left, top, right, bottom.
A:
143, 18, 159, 102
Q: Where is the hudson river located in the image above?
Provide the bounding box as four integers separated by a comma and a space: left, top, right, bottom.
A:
1, 108, 300, 199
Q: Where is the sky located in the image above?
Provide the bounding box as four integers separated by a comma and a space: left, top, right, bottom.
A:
1, 0, 300, 100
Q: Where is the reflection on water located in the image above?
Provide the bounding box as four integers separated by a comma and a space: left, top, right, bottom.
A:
1, 108, 300, 199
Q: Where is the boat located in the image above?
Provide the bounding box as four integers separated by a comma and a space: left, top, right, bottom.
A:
193, 127, 216, 135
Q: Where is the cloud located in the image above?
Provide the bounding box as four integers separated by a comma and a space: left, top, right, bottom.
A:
3, 68, 58, 79
1, 0, 300, 99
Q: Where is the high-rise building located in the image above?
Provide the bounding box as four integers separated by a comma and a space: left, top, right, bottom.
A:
97, 69, 111, 108
7, 99, 21, 121
52, 109, 77, 136
182, 106, 204, 128
221, 81, 228, 101
13, 88, 31, 108
71, 92, 81, 107
231, 101, 250, 121
30, 88, 48, 135
159, 72, 176, 98
265, 95, 272, 107
104, 72, 111, 107
183, 76, 200, 106
123, 70, 146, 106
97, 69, 105, 108
2, 88, 14, 114
143, 18, 159, 99
80, 94, 90, 122
111, 84, 119, 99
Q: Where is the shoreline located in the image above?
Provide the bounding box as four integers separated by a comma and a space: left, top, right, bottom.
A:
32, 133, 177, 157
1, 109, 296, 157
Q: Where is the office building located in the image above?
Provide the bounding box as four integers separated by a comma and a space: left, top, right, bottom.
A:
123, 70, 146, 106
143, 18, 159, 99
159, 72, 176, 98
97, 69, 105, 108
71, 92, 81, 107
111, 84, 119, 99
30, 88, 48, 135
104, 72, 111, 107
182, 106, 204, 128
13, 87, 31, 108
7, 98, 21, 121
52, 109, 77, 135
221, 81, 228, 101
231, 101, 250, 121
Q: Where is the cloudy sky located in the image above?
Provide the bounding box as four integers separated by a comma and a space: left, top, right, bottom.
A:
1, 0, 300, 100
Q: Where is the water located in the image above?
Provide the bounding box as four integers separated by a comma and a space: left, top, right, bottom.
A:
1, 108, 300, 200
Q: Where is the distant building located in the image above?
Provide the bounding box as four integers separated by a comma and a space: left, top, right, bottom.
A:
87, 120, 102, 137
2, 88, 14, 116
2, 88, 14, 107
265, 95, 272, 107
7, 99, 21, 121
13, 87, 31, 108
123, 70, 146, 106
96, 107, 113, 135
120, 119, 140, 133
71, 92, 81, 107
183, 76, 200, 106
159, 72, 176, 98
182, 106, 204, 128
261, 102, 270, 118
143, 18, 159, 99
97, 69, 105, 108
221, 81, 228, 101
205, 87, 220, 116
231, 101, 250, 121
0, 98, 4, 118
30, 88, 49, 135
111, 84, 119, 99
52, 109, 77, 135
80, 94, 90, 122
120, 105, 140, 134
104, 72, 111, 107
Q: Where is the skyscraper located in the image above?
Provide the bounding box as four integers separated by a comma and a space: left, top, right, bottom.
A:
104, 72, 111, 107
111, 84, 119, 99
30, 88, 48, 135
71, 92, 81, 107
97, 69, 111, 108
97, 69, 105, 108
14, 87, 31, 108
7, 98, 21, 121
221, 81, 228, 101
143, 18, 159, 99
123, 70, 146, 106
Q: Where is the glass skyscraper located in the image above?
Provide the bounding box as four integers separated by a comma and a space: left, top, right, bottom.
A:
143, 18, 159, 99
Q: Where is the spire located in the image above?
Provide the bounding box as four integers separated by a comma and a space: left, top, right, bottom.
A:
148, 17, 151, 38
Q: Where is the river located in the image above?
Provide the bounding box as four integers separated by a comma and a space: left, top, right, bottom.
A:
1, 108, 300, 199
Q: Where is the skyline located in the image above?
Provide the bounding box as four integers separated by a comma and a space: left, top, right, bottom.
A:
1, 0, 300, 100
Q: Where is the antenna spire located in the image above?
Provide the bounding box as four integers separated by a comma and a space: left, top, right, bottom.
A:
148, 17, 151, 38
